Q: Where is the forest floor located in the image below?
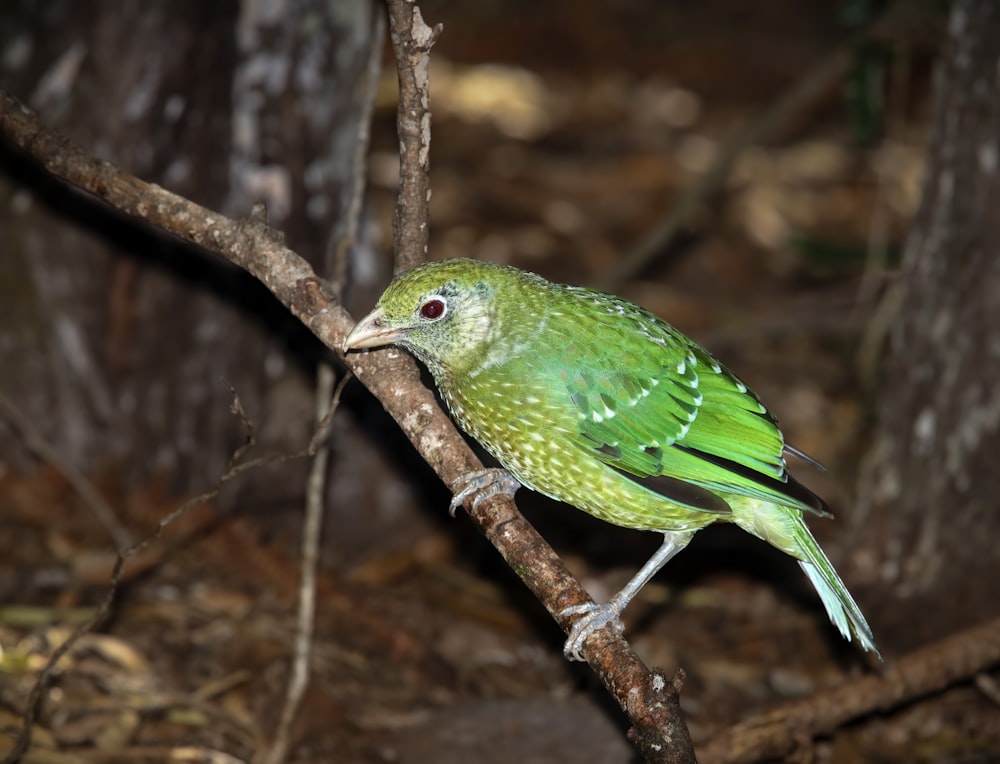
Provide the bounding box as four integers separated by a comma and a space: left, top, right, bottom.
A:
4, 2, 999, 763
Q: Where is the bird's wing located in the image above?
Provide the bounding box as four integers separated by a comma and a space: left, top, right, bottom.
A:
556, 299, 827, 516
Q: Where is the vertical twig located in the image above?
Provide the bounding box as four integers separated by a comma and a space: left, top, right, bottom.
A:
260, 370, 350, 764
385, 0, 441, 273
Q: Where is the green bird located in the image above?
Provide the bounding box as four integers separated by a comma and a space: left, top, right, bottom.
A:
344, 258, 879, 661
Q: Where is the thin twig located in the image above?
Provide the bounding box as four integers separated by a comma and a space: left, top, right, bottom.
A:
385, 0, 441, 274
260, 370, 350, 764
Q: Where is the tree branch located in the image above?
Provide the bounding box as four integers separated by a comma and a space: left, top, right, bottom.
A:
700, 616, 1000, 763
1, 87, 695, 762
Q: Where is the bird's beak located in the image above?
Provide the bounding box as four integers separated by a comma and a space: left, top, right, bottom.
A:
343, 308, 408, 351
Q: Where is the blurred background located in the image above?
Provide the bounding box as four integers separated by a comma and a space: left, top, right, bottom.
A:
3, 1, 998, 762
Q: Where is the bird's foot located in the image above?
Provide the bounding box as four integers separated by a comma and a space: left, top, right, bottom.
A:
448, 468, 521, 516
559, 600, 626, 661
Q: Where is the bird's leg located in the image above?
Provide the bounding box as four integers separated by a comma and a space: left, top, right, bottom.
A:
448, 468, 522, 516
560, 530, 696, 661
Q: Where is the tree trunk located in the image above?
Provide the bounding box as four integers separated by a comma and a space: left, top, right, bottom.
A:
0, 1, 378, 500
850, 0, 1000, 652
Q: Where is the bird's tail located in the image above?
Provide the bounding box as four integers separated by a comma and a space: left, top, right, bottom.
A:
792, 520, 881, 658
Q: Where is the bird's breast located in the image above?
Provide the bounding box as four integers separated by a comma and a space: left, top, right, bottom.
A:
438, 370, 715, 533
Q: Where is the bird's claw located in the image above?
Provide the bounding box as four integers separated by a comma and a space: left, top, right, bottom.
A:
559, 600, 625, 661
448, 468, 521, 516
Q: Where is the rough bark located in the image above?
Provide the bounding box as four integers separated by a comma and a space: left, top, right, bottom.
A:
849, 0, 1000, 651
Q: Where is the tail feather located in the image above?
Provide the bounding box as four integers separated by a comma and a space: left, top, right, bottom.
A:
795, 528, 881, 659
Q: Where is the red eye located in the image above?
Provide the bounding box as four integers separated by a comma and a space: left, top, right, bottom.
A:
420, 299, 446, 320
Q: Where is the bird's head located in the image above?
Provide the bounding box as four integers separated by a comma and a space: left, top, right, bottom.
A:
344, 258, 535, 378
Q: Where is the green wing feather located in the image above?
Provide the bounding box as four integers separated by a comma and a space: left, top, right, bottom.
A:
554, 289, 825, 516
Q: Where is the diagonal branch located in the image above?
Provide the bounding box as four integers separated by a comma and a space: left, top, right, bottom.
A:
700, 616, 1000, 763
1, 87, 694, 762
